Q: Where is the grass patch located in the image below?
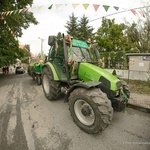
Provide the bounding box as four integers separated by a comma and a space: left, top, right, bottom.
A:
124, 79, 150, 95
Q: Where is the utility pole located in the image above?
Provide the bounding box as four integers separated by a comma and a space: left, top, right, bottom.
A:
38, 37, 44, 58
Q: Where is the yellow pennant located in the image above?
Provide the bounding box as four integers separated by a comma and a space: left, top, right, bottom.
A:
82, 4, 89, 10
72, 3, 79, 9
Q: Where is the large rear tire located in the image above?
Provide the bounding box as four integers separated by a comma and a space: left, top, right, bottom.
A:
32, 72, 36, 81
68, 87, 113, 134
36, 75, 42, 85
42, 67, 62, 101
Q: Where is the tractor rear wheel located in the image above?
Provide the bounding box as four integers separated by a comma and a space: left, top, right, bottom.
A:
36, 75, 42, 85
42, 67, 62, 101
68, 87, 113, 134
32, 72, 36, 81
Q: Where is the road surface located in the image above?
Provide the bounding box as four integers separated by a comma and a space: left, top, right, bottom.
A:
0, 73, 150, 150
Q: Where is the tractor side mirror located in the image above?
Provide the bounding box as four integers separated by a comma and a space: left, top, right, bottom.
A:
48, 36, 55, 46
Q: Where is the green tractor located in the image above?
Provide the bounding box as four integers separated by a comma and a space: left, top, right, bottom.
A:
28, 58, 44, 85
42, 34, 130, 134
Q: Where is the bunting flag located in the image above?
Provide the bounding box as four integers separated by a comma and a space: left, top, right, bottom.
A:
103, 5, 110, 12
72, 3, 79, 9
82, 4, 90, 10
0, 8, 27, 17
93, 4, 100, 11
55, 4, 62, 9
38, 6, 43, 10
48, 4, 53, 10
131, 9, 137, 15
114, 6, 119, 11
0, 3, 147, 19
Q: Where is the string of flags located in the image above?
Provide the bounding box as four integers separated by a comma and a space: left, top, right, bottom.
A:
0, 3, 146, 20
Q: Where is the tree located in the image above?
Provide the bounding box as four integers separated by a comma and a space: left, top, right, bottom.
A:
21, 44, 31, 64
94, 18, 137, 68
65, 13, 94, 40
125, 4, 150, 52
78, 15, 94, 41
65, 13, 78, 38
0, 0, 38, 66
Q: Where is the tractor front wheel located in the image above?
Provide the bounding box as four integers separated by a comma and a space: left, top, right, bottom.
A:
68, 87, 113, 134
42, 67, 62, 101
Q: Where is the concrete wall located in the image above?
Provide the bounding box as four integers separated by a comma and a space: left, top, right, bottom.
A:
105, 69, 150, 81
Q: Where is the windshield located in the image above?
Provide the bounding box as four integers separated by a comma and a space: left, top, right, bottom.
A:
71, 47, 92, 62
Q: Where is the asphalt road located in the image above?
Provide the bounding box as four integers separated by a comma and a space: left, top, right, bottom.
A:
0, 73, 150, 150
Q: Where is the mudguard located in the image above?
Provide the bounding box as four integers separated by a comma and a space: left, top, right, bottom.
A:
65, 81, 101, 102
43, 62, 59, 80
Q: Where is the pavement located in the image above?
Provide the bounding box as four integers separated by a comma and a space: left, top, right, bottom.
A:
127, 93, 150, 113
0, 70, 150, 113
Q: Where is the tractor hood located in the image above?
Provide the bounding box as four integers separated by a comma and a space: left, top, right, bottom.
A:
78, 63, 121, 91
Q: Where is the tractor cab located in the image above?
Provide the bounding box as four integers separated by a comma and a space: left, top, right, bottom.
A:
47, 35, 99, 81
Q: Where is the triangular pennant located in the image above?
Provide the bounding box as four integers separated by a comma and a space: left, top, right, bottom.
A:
28, 6, 34, 11
82, 4, 89, 10
38, 6, 43, 10
138, 10, 145, 18
72, 3, 79, 9
19, 9, 23, 13
103, 5, 110, 12
23, 8, 28, 12
13, 10, 18, 15
131, 9, 136, 15
55, 4, 62, 9
1, 16, 4, 20
93, 4, 100, 11
114, 6, 119, 11
9, 11, 14, 15
6, 11, 10, 16
48, 4, 53, 10
3, 12, 7, 16
6, 24, 9, 29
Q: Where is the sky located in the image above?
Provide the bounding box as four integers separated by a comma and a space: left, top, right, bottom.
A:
18, 0, 148, 56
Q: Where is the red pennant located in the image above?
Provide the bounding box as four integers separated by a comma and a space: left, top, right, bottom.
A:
131, 9, 136, 15
93, 4, 100, 11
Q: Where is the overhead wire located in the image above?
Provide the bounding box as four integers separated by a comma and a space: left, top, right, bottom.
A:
89, 5, 150, 22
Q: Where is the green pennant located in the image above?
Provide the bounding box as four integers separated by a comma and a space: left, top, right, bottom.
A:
48, 4, 53, 10
13, 10, 18, 15
103, 5, 110, 12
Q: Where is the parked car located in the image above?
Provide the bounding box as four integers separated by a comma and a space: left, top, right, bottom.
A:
15, 66, 25, 74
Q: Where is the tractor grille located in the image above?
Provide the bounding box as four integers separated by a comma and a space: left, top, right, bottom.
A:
99, 76, 110, 89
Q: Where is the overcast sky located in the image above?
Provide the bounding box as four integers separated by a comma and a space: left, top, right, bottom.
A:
18, 0, 148, 56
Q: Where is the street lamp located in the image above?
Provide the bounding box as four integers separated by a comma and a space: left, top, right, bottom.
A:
38, 37, 44, 57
